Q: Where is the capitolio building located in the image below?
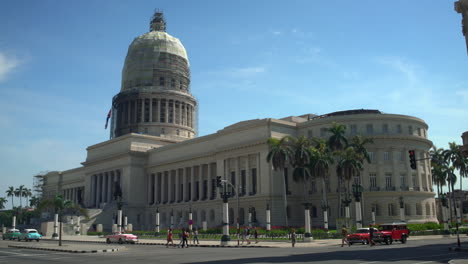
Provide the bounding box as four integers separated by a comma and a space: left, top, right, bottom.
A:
41, 11, 438, 231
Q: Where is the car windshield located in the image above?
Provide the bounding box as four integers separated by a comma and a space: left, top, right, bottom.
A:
356, 229, 369, 233
381, 226, 394, 231
28, 231, 37, 233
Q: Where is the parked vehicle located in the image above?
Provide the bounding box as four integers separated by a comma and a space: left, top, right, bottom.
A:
105, 233, 138, 244
347, 227, 379, 245
2, 229, 20, 240
374, 222, 410, 245
18, 229, 42, 242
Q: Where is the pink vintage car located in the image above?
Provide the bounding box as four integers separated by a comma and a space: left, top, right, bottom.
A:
105, 233, 138, 244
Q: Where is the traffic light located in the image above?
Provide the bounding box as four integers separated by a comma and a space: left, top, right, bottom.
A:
408, 150, 416, 170
216, 176, 222, 187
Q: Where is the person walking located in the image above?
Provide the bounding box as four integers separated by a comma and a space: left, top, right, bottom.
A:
240, 228, 246, 245
182, 229, 189, 248
166, 229, 174, 248
253, 227, 259, 244
341, 225, 349, 247
369, 225, 376, 246
193, 228, 199, 244
291, 228, 297, 248
177, 229, 184, 248
245, 227, 251, 245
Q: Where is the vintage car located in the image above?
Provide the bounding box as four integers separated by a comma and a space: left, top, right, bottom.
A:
105, 232, 138, 244
18, 229, 42, 242
374, 222, 410, 244
2, 229, 20, 240
347, 227, 379, 245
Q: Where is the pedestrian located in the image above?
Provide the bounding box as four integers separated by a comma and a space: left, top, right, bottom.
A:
254, 227, 259, 244
193, 228, 199, 244
341, 225, 349, 247
240, 228, 246, 245
182, 228, 189, 248
245, 227, 251, 245
177, 229, 184, 248
369, 225, 376, 246
291, 228, 297, 248
166, 229, 174, 248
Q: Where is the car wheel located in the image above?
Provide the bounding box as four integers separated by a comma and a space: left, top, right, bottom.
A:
36, 239, 40, 242
118, 238, 123, 244
401, 236, 407, 244
349, 242, 353, 245
384, 236, 391, 245
17, 237, 21, 242
2, 237, 5, 240
363, 239, 369, 245
106, 238, 111, 244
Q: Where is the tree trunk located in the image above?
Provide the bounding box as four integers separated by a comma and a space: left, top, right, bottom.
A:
283, 168, 288, 227
59, 215, 63, 246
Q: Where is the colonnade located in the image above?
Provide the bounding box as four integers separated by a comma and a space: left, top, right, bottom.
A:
117, 97, 195, 128
62, 187, 84, 204
90, 170, 122, 207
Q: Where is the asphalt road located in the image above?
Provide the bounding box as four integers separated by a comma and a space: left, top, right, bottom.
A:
0, 238, 467, 264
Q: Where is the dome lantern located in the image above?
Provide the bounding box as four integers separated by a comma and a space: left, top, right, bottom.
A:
150, 10, 166, 32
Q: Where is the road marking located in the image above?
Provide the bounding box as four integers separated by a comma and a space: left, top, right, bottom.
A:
357, 252, 459, 264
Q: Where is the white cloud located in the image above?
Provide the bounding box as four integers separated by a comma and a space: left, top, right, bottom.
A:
0, 52, 20, 81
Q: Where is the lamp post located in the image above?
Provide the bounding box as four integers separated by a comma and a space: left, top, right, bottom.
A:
399, 196, 405, 222
321, 200, 329, 230
352, 184, 363, 228
220, 180, 230, 246
303, 202, 313, 241
441, 194, 449, 234
266, 203, 271, 231
155, 207, 160, 233
371, 207, 376, 225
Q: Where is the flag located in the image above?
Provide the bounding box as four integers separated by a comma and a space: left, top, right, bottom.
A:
105, 109, 112, 129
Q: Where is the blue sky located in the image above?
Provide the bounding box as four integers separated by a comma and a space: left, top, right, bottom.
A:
0, 0, 467, 207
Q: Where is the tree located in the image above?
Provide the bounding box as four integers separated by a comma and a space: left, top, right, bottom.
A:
6, 186, 15, 209
444, 142, 467, 192
308, 139, 334, 229
39, 195, 85, 246
327, 122, 348, 151
266, 136, 293, 226
289, 136, 312, 202
29, 196, 40, 208
430, 146, 447, 197
0, 197, 7, 210
15, 185, 25, 208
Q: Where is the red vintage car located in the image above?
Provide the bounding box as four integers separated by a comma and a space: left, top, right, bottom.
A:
105, 232, 138, 244
373, 222, 410, 244
347, 227, 379, 245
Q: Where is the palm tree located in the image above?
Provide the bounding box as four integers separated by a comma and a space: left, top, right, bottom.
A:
289, 136, 312, 201
308, 139, 334, 229
0, 197, 7, 209
327, 122, 348, 151
39, 195, 85, 246
6, 186, 15, 209
15, 185, 25, 208
29, 196, 40, 208
430, 146, 447, 197
266, 136, 293, 226
444, 142, 466, 191
23, 188, 32, 207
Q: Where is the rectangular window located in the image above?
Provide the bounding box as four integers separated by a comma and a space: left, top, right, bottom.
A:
412, 173, 417, 187
307, 130, 313, 138
171, 78, 175, 88
202, 180, 207, 200
384, 151, 390, 161
159, 77, 165, 86
396, 151, 403, 162
382, 124, 389, 134
179, 184, 183, 201
397, 124, 402, 134
366, 124, 373, 134
187, 182, 191, 202
408, 126, 413, 135
320, 128, 327, 137
251, 168, 257, 195
353, 175, 361, 185
370, 173, 377, 188
400, 173, 406, 188
195, 181, 199, 200
417, 128, 421, 136
350, 124, 357, 135
369, 152, 375, 163
385, 173, 392, 189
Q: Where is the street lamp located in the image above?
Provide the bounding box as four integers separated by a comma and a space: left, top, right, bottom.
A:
352, 184, 363, 228
440, 193, 449, 234
320, 200, 329, 230
399, 196, 405, 222
303, 202, 313, 241
342, 192, 352, 227
218, 177, 231, 246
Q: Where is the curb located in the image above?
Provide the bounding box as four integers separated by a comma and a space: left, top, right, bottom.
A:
41, 238, 271, 248
8, 244, 121, 253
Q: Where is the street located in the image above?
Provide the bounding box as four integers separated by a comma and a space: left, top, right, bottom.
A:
0, 237, 467, 264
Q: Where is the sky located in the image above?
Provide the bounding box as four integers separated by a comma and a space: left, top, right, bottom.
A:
0, 0, 467, 208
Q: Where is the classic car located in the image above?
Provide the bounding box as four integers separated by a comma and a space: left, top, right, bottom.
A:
18, 229, 42, 242
2, 229, 20, 240
105, 232, 138, 244
373, 222, 410, 244
347, 227, 379, 245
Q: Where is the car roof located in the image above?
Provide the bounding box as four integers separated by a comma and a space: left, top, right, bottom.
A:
8, 229, 20, 232
24, 229, 38, 232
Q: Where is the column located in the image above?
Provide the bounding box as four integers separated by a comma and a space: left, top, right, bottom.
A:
207, 163, 212, 200
154, 173, 159, 204
256, 153, 261, 194
147, 174, 151, 204
416, 150, 423, 191
156, 99, 160, 123
98, 174, 103, 205
134, 99, 138, 124
199, 165, 203, 200
182, 168, 187, 202
185, 104, 188, 126
172, 100, 176, 124
245, 156, 250, 196
149, 98, 153, 123
162, 172, 166, 203
175, 169, 180, 202
107, 172, 111, 202
168, 170, 173, 203
127, 101, 131, 124
179, 101, 183, 125
93, 175, 97, 207
165, 99, 169, 123
191, 166, 195, 201
141, 98, 145, 122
